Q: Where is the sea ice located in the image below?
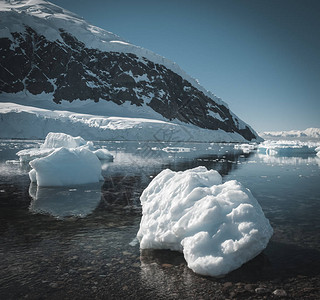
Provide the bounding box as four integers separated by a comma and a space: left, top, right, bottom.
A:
234, 143, 257, 153
29, 147, 103, 187
162, 147, 191, 153
137, 166, 273, 277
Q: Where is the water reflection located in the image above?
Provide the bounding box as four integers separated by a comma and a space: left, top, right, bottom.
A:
28, 182, 103, 219
257, 153, 320, 166
139, 242, 320, 284
100, 142, 249, 178
0, 140, 320, 298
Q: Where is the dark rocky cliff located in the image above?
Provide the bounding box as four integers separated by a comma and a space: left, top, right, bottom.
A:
0, 25, 256, 141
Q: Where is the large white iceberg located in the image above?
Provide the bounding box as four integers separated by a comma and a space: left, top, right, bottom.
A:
137, 166, 273, 277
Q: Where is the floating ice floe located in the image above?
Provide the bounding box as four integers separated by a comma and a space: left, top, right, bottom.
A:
16, 132, 114, 186
258, 140, 319, 156
234, 143, 257, 154
162, 147, 192, 153
137, 166, 273, 277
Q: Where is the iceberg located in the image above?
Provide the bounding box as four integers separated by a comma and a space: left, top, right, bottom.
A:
16, 132, 114, 186
17, 132, 96, 163
17, 132, 113, 162
137, 166, 273, 277
258, 140, 319, 156
29, 147, 103, 187
234, 143, 257, 154
41, 132, 91, 149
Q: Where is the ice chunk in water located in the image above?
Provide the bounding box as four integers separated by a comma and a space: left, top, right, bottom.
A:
258, 140, 318, 156
29, 147, 103, 186
137, 166, 273, 277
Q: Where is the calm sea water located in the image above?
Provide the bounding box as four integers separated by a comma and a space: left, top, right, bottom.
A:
0, 140, 319, 299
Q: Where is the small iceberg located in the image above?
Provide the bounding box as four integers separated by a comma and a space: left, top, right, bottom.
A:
29, 147, 103, 186
17, 132, 114, 186
258, 140, 319, 156
17, 132, 113, 162
137, 166, 273, 277
234, 143, 257, 154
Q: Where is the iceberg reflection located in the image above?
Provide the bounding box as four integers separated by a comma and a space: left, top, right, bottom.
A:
257, 154, 320, 166
29, 182, 103, 219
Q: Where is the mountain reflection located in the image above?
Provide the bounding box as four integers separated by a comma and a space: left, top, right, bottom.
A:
28, 182, 103, 219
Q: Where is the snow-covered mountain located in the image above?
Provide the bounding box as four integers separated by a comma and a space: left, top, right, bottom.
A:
0, 0, 260, 142
261, 128, 320, 139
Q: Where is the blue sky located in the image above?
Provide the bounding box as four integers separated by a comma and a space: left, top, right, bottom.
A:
50, 0, 320, 132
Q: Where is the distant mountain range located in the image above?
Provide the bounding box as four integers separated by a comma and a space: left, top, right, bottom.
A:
0, 0, 260, 142
260, 128, 320, 139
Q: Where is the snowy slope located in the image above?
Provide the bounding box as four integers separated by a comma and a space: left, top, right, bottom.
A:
0, 0, 260, 142
0, 102, 250, 142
